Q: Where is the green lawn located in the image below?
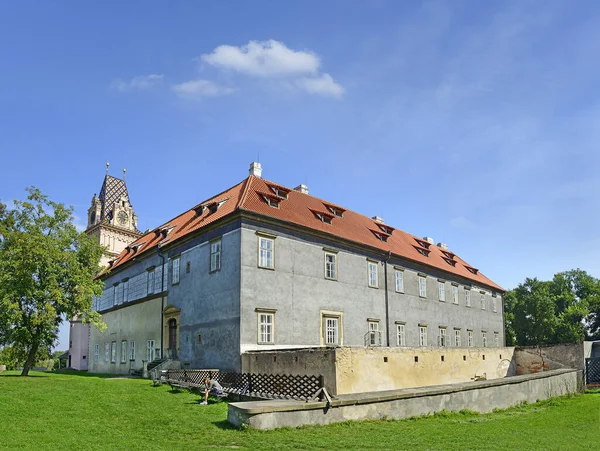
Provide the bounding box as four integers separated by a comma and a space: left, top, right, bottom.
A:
0, 371, 598, 450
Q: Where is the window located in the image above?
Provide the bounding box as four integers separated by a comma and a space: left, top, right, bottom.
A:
397, 323, 406, 346
452, 285, 458, 304
492, 297, 497, 313
395, 270, 404, 293
121, 341, 127, 363
258, 236, 274, 269
465, 289, 471, 307
147, 270, 155, 295
322, 315, 341, 346
258, 312, 275, 344
113, 285, 118, 306
129, 341, 136, 361
172, 257, 180, 284
104, 343, 109, 362
368, 321, 379, 346
419, 326, 428, 346
110, 342, 117, 363
439, 327, 447, 347
467, 330, 474, 347
454, 329, 461, 347
482, 331, 488, 347
94, 344, 99, 362
123, 280, 129, 303
494, 332, 499, 347
147, 340, 155, 362
210, 239, 222, 272
368, 261, 378, 288
481, 293, 486, 310
439, 282, 445, 302
325, 252, 337, 280
419, 276, 427, 298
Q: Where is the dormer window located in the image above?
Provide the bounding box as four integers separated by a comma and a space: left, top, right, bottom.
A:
268, 185, 290, 199
310, 209, 334, 224
465, 266, 479, 275
370, 229, 389, 242
261, 194, 281, 208
378, 224, 394, 235
442, 250, 455, 259
415, 238, 431, 249
323, 203, 345, 218
415, 246, 430, 257
443, 257, 456, 267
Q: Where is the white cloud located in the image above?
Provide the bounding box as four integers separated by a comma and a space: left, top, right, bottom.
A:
171, 79, 236, 99
294, 73, 344, 99
201, 40, 320, 77
111, 74, 164, 91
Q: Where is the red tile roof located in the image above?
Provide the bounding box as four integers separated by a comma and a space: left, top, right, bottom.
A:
106, 175, 503, 291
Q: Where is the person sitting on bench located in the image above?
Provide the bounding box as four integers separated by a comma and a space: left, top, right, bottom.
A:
201, 377, 223, 405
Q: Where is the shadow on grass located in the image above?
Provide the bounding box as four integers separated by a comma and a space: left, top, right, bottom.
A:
212, 420, 237, 430
1, 374, 50, 378
52, 369, 119, 379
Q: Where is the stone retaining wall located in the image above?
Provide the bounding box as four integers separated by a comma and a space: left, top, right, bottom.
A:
228, 369, 582, 430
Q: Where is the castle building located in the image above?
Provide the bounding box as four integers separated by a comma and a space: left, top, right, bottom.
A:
87, 162, 505, 374
67, 167, 142, 370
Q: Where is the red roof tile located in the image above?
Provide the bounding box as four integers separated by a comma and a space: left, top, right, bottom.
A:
106, 175, 503, 291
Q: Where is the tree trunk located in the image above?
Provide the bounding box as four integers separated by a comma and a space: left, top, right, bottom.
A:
21, 342, 39, 377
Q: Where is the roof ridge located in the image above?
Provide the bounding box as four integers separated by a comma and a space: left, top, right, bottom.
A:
237, 175, 254, 210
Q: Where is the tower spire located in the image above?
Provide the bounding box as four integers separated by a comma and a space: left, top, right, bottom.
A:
106, 161, 110, 175
123, 168, 127, 181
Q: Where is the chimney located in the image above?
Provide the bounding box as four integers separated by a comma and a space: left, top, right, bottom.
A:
437, 242, 448, 250
423, 236, 435, 245
249, 162, 262, 178
372, 216, 385, 224
294, 184, 309, 195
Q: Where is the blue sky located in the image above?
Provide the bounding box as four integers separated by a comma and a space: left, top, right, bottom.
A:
1, 1, 599, 351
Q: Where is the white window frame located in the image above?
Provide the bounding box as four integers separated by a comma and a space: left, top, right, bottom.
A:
129, 341, 136, 361
147, 340, 155, 362
120, 340, 127, 363
467, 330, 474, 347
482, 331, 488, 347
172, 257, 180, 285
454, 329, 461, 347
438, 282, 445, 302
395, 269, 404, 293
147, 270, 155, 295
210, 239, 222, 272
368, 261, 378, 288
258, 236, 275, 269
324, 252, 337, 280
481, 293, 486, 310
257, 311, 275, 344
494, 332, 499, 347
321, 311, 343, 346
110, 341, 117, 363
368, 320, 379, 346
465, 289, 471, 307
396, 323, 406, 346
94, 344, 99, 362
419, 276, 427, 298
452, 285, 458, 304
123, 280, 129, 303
113, 285, 118, 306
104, 343, 109, 362
419, 325, 428, 347
439, 327, 447, 347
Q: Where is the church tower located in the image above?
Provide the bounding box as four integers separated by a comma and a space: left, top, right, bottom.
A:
85, 165, 142, 268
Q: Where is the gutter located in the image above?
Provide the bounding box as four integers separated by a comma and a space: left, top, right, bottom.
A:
157, 245, 166, 359
384, 250, 391, 347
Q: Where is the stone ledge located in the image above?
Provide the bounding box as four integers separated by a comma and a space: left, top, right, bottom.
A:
229, 368, 578, 415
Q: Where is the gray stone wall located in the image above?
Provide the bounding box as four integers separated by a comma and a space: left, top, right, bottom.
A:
239, 221, 504, 352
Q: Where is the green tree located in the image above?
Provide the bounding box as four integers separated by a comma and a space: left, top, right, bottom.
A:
0, 188, 105, 376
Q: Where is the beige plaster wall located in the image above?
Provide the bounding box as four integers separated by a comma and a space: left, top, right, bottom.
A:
88, 296, 163, 374
335, 346, 516, 394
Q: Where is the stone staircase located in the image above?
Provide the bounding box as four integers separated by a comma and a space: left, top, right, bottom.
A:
130, 357, 168, 378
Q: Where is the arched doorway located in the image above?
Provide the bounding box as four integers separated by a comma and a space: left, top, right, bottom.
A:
168, 318, 177, 357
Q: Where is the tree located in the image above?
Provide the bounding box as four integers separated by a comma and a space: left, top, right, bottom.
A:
504, 269, 600, 346
0, 188, 105, 376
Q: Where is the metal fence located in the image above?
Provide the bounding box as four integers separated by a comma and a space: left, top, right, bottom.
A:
163, 369, 323, 401
585, 358, 600, 384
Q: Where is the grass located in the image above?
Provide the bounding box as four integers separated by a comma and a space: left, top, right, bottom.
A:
0, 371, 598, 450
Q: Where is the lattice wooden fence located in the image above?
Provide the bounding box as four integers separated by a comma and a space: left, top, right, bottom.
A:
163, 369, 323, 401
585, 358, 600, 384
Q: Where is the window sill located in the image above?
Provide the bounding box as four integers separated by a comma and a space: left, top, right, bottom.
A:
368, 285, 379, 289
439, 299, 445, 302
257, 342, 275, 345
419, 295, 427, 299
325, 277, 338, 281
395, 290, 404, 294
172, 282, 180, 286
258, 265, 275, 271
209, 268, 221, 274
